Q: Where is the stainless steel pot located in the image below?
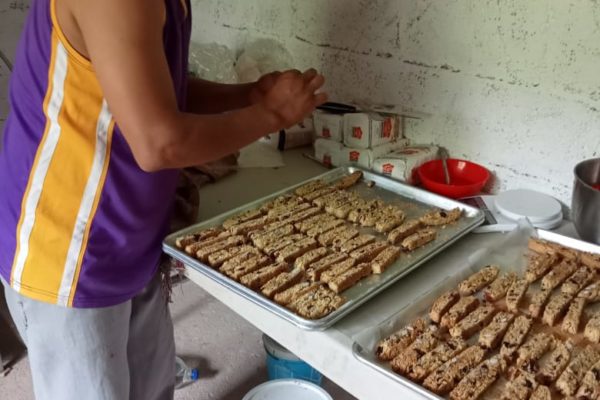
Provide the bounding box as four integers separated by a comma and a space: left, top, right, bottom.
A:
572, 158, 600, 244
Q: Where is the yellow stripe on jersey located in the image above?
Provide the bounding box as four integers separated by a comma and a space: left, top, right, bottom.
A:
18, 33, 106, 304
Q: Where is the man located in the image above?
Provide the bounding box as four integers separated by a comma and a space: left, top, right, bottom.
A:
0, 0, 327, 399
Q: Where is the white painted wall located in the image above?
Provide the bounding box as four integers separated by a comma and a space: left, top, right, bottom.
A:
191, 0, 600, 205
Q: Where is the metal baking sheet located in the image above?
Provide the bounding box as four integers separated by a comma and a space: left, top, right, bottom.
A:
163, 166, 484, 331
352, 221, 600, 399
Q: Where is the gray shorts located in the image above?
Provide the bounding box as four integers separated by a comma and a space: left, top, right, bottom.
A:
2, 275, 175, 400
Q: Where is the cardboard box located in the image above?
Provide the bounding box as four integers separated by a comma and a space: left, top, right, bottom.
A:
341, 139, 410, 169
313, 111, 343, 142
343, 112, 400, 149
314, 138, 345, 167
372, 145, 439, 184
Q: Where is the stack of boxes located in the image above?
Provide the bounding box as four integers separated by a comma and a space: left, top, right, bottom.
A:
313, 109, 439, 184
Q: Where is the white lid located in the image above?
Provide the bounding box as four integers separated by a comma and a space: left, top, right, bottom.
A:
243, 379, 333, 400
495, 189, 562, 224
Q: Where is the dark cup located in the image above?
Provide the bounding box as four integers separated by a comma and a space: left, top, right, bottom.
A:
572, 158, 600, 244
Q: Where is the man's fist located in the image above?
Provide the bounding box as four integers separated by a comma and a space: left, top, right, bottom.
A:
252, 69, 327, 130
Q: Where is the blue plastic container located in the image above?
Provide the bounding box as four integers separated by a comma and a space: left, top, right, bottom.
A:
263, 334, 323, 386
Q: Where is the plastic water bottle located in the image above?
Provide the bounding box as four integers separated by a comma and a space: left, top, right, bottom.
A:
175, 356, 199, 389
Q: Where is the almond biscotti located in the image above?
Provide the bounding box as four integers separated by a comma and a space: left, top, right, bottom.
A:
578, 281, 600, 301
440, 296, 480, 329
422, 345, 486, 395
376, 318, 428, 361
305, 253, 347, 281
528, 238, 579, 261
274, 237, 318, 263
390, 326, 440, 375
524, 253, 558, 283
228, 216, 270, 235
529, 385, 551, 400
401, 228, 437, 252
536, 339, 574, 385
261, 268, 305, 299
501, 370, 538, 400
515, 333, 553, 371
273, 281, 320, 306
458, 265, 500, 296
575, 359, 600, 400
421, 207, 462, 226
483, 272, 517, 302
556, 345, 600, 396
290, 286, 346, 319
500, 315, 533, 360
387, 219, 423, 245
219, 252, 269, 279
540, 260, 578, 290
175, 227, 222, 249
250, 224, 295, 249
449, 304, 496, 339
294, 180, 326, 197
305, 219, 346, 238
561, 297, 587, 335
333, 171, 363, 189
222, 209, 265, 229
371, 246, 401, 274
429, 290, 460, 324
340, 234, 376, 254
584, 311, 600, 343
327, 263, 372, 293
319, 258, 357, 283
348, 242, 388, 263
240, 262, 288, 290
528, 288, 553, 319
207, 245, 257, 268
561, 266, 596, 295
294, 247, 328, 270
478, 312, 515, 350
542, 291, 575, 326
195, 235, 247, 262
448, 355, 505, 400
581, 251, 600, 270
317, 225, 359, 247
506, 278, 529, 313
407, 337, 467, 383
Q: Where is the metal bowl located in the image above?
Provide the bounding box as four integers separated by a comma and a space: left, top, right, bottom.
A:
572, 158, 600, 244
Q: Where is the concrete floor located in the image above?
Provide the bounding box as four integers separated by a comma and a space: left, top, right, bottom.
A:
0, 280, 357, 399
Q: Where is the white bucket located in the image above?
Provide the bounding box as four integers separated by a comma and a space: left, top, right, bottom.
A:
242, 379, 333, 400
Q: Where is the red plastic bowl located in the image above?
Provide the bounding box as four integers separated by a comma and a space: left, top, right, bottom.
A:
417, 159, 490, 199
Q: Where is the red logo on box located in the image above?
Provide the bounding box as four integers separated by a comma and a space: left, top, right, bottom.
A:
322, 128, 331, 138
349, 151, 360, 162
382, 163, 394, 175
382, 118, 393, 138
352, 127, 363, 139
322, 154, 332, 166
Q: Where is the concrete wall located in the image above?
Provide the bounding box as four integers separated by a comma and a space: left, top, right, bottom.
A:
191, 0, 600, 204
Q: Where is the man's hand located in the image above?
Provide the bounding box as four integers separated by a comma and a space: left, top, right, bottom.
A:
256, 69, 327, 129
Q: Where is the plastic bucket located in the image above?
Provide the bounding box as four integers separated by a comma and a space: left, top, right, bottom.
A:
242, 379, 332, 400
262, 334, 323, 385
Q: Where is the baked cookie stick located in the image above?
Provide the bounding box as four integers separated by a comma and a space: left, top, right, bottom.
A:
261, 268, 304, 299
421, 208, 462, 226
478, 311, 515, 350
340, 234, 376, 254
529, 385, 551, 400
407, 337, 467, 383
220, 253, 269, 279
175, 227, 222, 249
422, 346, 486, 395
273, 281, 320, 306
540, 260, 578, 290
506, 278, 529, 313
294, 247, 328, 270
561, 296, 587, 335
524, 253, 558, 283
305, 253, 347, 281
371, 246, 401, 274
348, 242, 388, 263
561, 266, 596, 295
515, 333, 553, 372
528, 288, 553, 319
319, 258, 357, 283
222, 209, 264, 229
500, 315, 533, 361
501, 370, 538, 400
449, 355, 505, 400
581, 251, 600, 270
441, 296, 480, 329
290, 286, 346, 319
429, 290, 460, 324
483, 272, 517, 302
542, 291, 575, 326
575, 359, 600, 400
375, 318, 428, 361
207, 245, 257, 268
449, 304, 496, 339
584, 311, 600, 343
536, 339, 574, 385
401, 228, 437, 252
328, 263, 372, 293
390, 326, 440, 375
387, 219, 423, 245
528, 238, 579, 261
240, 262, 288, 290
556, 345, 600, 397
458, 265, 500, 296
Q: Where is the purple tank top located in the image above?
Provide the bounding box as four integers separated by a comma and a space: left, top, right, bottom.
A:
0, 0, 191, 307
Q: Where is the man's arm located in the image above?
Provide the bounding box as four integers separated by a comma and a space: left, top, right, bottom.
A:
67, 0, 326, 172
186, 78, 254, 114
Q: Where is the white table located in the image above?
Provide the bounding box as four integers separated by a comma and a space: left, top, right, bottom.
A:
189, 148, 576, 399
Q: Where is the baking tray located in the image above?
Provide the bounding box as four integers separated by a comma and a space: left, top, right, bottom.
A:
163, 166, 485, 331
352, 221, 600, 399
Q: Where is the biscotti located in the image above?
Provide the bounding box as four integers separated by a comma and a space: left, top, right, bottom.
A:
340, 234, 376, 254
422, 345, 486, 395
421, 208, 462, 226
478, 312, 515, 350
575, 359, 600, 400
376, 318, 428, 361
240, 262, 288, 290
556, 345, 600, 396
561, 296, 586, 335
290, 286, 346, 319
440, 296, 479, 329
448, 355, 505, 400
449, 304, 496, 339
349, 242, 388, 263
222, 209, 264, 229
500, 315, 533, 360
261, 268, 304, 298
274, 281, 320, 306
561, 266, 595, 295
407, 337, 467, 383
458, 265, 500, 296
371, 246, 401, 274
584, 311, 600, 343
524, 253, 558, 283
319, 258, 357, 283
542, 291, 575, 326
401, 228, 437, 252
274, 237, 318, 263
540, 260, 578, 290
390, 326, 440, 375
305, 253, 347, 281
328, 263, 372, 293
429, 290, 460, 324
528, 288, 553, 319
515, 333, 553, 371
483, 272, 517, 302
529, 385, 551, 400
536, 339, 573, 385
294, 247, 328, 270
387, 219, 423, 245
506, 278, 529, 313
501, 370, 538, 400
